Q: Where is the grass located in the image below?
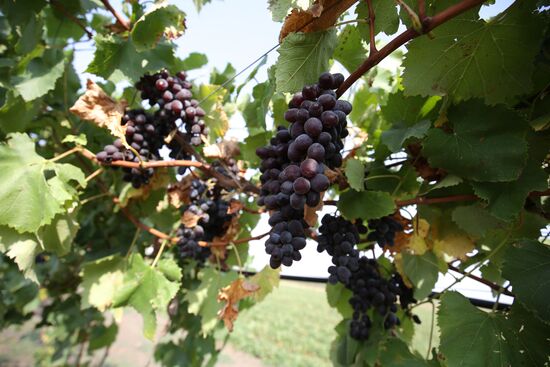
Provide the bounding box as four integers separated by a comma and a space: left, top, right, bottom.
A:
229, 280, 440, 366
230, 280, 340, 367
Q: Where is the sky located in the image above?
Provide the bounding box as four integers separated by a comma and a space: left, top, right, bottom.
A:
72, 0, 518, 303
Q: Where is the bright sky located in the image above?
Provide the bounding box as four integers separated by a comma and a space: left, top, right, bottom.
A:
73, 0, 518, 303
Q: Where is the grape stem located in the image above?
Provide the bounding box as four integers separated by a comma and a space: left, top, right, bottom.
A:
366, 0, 378, 54
100, 0, 130, 31
336, 0, 489, 97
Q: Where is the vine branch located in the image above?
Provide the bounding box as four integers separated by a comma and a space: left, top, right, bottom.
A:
336, 0, 488, 97
49, 0, 93, 39
100, 0, 130, 30
366, 0, 378, 54
448, 264, 514, 297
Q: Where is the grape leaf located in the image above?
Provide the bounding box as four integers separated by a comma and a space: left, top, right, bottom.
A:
381, 120, 431, 152
241, 81, 274, 136
333, 25, 367, 73
184, 267, 238, 336
356, 0, 399, 38
470, 133, 548, 220
268, 0, 311, 22
248, 265, 280, 302
338, 190, 396, 220
381, 91, 437, 126
193, 84, 229, 143
275, 29, 337, 93
451, 204, 506, 238
0, 226, 40, 282
12, 49, 64, 101
502, 240, 550, 322
402, 0, 545, 104
179, 52, 208, 71
0, 133, 85, 233
131, 3, 186, 51
87, 34, 177, 82
326, 283, 353, 318
0, 93, 40, 134
402, 251, 439, 299
345, 158, 365, 191
37, 211, 79, 257
88, 322, 118, 351
376, 338, 429, 367
438, 292, 517, 366
112, 254, 181, 339
81, 255, 125, 311
422, 101, 528, 182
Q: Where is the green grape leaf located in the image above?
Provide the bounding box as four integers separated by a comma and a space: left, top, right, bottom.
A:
88, 322, 118, 351
502, 240, 550, 321
0, 226, 40, 282
81, 255, 125, 311
470, 133, 548, 220
62, 134, 87, 146
248, 265, 280, 302
87, 34, 177, 82
12, 49, 64, 101
377, 338, 429, 367
0, 93, 40, 134
338, 190, 396, 220
438, 292, 516, 366
275, 30, 337, 93
402, 1, 545, 104
381, 91, 437, 126
0, 133, 85, 233
37, 211, 79, 256
184, 267, 238, 336
179, 52, 208, 70
333, 25, 367, 73
241, 81, 274, 136
356, 0, 399, 38
14, 13, 43, 55
326, 283, 353, 318
501, 303, 550, 366
131, 3, 186, 51
422, 101, 528, 182
381, 120, 431, 152
239, 132, 271, 167
402, 251, 439, 299
193, 84, 230, 143
451, 204, 506, 238
345, 158, 365, 191
112, 253, 181, 339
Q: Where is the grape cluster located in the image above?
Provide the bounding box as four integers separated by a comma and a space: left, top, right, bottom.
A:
136, 69, 208, 146
96, 110, 162, 188
367, 216, 404, 247
317, 214, 413, 341
257, 72, 352, 268
176, 179, 233, 263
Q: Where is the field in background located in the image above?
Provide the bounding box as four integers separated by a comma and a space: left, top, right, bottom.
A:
0, 280, 438, 367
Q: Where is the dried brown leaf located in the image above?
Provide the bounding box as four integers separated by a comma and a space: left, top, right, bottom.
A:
228, 200, 245, 215
217, 278, 260, 332
279, 0, 357, 42
69, 80, 128, 142
167, 175, 194, 208
203, 139, 241, 159
181, 210, 202, 228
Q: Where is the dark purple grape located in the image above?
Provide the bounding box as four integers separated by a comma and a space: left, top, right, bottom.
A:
300, 159, 318, 178
294, 134, 313, 151
318, 94, 336, 110
290, 193, 306, 209
311, 174, 330, 192
293, 177, 311, 195
332, 73, 345, 89
318, 72, 334, 89
307, 143, 325, 161
155, 78, 168, 91
321, 111, 338, 128
304, 117, 322, 138
285, 108, 299, 122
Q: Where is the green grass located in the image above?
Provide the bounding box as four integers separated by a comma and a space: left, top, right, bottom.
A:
229, 280, 440, 366
229, 280, 340, 367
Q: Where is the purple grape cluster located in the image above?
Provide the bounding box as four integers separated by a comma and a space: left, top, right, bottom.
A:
367, 216, 404, 247
176, 179, 233, 263
256, 72, 352, 268
96, 110, 163, 188
316, 214, 413, 341
136, 69, 208, 146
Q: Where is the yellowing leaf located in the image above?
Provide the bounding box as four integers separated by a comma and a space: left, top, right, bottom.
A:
217, 278, 260, 331
203, 139, 240, 158
69, 80, 128, 142
407, 235, 428, 255
433, 233, 474, 261
415, 218, 430, 238
393, 253, 413, 288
